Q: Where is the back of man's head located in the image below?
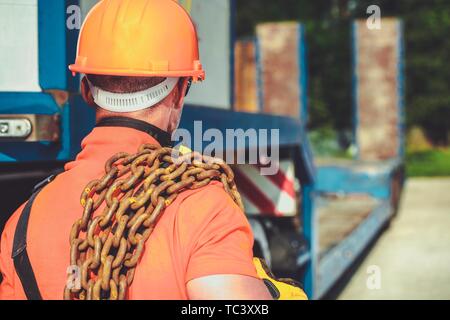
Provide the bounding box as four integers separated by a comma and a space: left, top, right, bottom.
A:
87, 75, 166, 94
81, 75, 189, 133
71, 0, 202, 133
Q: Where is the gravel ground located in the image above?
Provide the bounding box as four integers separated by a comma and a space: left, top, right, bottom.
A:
338, 178, 450, 300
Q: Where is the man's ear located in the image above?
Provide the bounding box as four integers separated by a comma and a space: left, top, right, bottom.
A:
175, 78, 190, 109
81, 76, 96, 107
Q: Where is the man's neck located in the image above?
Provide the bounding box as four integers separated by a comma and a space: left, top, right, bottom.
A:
95, 116, 173, 147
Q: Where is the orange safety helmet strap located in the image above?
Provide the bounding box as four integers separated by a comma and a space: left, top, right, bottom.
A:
69, 0, 205, 82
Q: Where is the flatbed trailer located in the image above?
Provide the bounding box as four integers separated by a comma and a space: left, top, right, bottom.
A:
308, 19, 405, 298
0, 1, 404, 300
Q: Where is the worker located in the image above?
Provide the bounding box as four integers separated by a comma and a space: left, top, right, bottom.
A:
0, 0, 272, 300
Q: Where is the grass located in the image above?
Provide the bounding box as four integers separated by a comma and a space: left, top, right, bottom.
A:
308, 127, 353, 159
406, 148, 450, 177
309, 127, 450, 177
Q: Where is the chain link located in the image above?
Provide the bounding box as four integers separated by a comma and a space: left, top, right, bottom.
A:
64, 144, 243, 300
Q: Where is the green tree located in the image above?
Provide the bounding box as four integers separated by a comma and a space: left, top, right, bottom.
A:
352, 0, 450, 145
236, 0, 450, 144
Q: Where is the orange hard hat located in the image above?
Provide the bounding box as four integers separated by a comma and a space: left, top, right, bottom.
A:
69, 0, 205, 82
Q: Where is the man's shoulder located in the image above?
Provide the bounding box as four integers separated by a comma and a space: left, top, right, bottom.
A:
168, 180, 244, 228
178, 181, 239, 211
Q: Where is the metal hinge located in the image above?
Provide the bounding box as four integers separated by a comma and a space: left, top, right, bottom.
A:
0, 114, 60, 142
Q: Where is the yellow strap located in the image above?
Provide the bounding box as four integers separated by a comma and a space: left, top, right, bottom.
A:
178, 145, 192, 155
253, 258, 308, 300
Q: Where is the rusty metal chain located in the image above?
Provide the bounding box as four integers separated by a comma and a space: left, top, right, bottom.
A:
64, 144, 243, 300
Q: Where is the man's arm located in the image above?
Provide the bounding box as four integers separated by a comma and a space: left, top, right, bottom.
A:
187, 274, 272, 300
179, 183, 272, 300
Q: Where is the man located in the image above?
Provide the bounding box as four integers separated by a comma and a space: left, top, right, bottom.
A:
0, 0, 271, 300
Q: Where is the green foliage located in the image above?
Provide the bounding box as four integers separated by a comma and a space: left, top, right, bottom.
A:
237, 0, 353, 131
405, 6, 450, 145
406, 149, 450, 177
236, 0, 450, 144
308, 127, 353, 159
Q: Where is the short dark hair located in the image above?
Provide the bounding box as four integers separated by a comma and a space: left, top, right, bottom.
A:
86, 75, 166, 93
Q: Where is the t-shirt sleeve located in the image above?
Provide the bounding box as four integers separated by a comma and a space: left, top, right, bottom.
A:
179, 184, 258, 283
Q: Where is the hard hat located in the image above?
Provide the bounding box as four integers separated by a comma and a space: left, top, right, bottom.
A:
69, 0, 205, 82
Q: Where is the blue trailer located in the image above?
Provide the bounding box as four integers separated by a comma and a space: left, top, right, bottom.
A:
0, 1, 404, 299
0, 0, 95, 230
304, 18, 405, 298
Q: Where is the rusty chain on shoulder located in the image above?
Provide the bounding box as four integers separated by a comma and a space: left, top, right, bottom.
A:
64, 144, 243, 300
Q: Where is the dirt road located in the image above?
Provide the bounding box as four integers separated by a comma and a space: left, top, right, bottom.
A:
338, 178, 450, 300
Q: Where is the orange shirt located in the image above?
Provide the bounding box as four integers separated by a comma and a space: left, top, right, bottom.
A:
0, 127, 257, 300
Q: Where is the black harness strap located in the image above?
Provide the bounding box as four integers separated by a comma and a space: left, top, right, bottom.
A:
10, 119, 168, 299
96, 117, 173, 147
11, 174, 59, 300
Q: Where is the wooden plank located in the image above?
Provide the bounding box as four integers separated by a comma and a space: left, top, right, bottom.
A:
256, 22, 301, 118
317, 194, 379, 254
316, 201, 391, 299
234, 40, 259, 113
354, 18, 402, 160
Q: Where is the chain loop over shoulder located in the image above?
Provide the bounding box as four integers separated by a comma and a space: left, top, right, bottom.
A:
64, 144, 243, 300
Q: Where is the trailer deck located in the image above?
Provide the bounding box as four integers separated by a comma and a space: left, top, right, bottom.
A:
317, 193, 380, 256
